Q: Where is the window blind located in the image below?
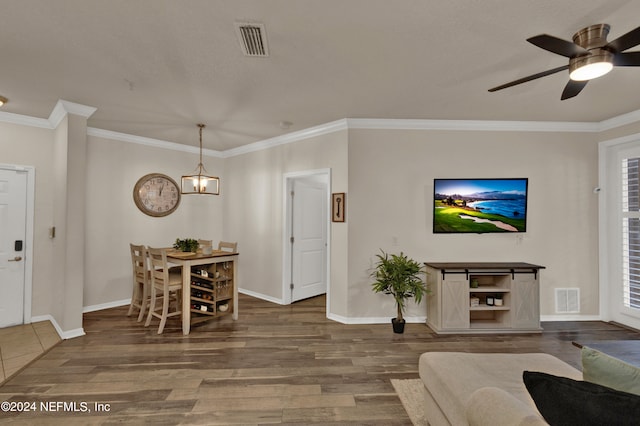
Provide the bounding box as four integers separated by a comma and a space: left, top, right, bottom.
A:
622, 158, 640, 309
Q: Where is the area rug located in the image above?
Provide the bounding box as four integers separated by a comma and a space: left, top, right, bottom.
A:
391, 378, 429, 426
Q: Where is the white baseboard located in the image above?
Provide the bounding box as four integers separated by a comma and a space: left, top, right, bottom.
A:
83, 298, 130, 313
327, 313, 427, 325
31, 314, 61, 336
330, 314, 601, 325
30, 298, 130, 340
237, 289, 429, 325
60, 327, 86, 339
237, 289, 432, 326
540, 314, 602, 322
238, 288, 284, 305
30, 314, 85, 340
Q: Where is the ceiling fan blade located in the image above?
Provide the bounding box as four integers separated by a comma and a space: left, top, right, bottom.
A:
614, 51, 640, 66
488, 65, 569, 92
561, 80, 588, 100
607, 26, 640, 52
527, 34, 588, 57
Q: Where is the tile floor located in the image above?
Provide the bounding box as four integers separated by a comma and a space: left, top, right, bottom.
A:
0, 321, 61, 384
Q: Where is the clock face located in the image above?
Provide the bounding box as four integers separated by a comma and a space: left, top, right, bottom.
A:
133, 173, 181, 217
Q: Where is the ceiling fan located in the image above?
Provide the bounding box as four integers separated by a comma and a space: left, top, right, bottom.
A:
489, 23, 640, 100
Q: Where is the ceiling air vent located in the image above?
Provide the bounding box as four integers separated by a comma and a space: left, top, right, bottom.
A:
235, 22, 269, 57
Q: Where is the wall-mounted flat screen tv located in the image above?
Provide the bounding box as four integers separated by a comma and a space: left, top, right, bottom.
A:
433, 178, 528, 234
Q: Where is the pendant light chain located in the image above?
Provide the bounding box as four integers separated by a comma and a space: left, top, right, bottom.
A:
198, 123, 205, 172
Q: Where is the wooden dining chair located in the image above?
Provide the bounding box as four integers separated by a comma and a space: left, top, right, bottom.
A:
127, 244, 150, 322
145, 247, 183, 334
198, 239, 213, 255
218, 241, 238, 252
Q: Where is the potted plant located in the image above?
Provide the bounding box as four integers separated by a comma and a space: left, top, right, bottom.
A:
173, 238, 199, 253
370, 250, 428, 333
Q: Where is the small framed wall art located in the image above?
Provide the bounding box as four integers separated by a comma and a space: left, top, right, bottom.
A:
332, 192, 346, 222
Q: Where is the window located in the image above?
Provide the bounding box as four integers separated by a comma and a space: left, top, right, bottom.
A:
601, 138, 640, 329
621, 157, 640, 310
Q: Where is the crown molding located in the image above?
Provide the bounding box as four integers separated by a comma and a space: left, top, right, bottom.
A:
87, 127, 223, 158
220, 119, 349, 158
0, 99, 97, 130
0, 111, 51, 128
3, 101, 640, 157
49, 100, 97, 128
219, 117, 599, 158
597, 109, 640, 132
345, 118, 599, 133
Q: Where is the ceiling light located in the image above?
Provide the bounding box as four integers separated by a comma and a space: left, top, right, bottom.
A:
0, 96, 8, 106
569, 50, 614, 81
181, 124, 220, 195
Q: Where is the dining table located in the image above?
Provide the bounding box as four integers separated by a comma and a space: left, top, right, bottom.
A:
167, 249, 239, 335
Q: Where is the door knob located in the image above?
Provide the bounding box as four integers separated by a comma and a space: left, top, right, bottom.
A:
8, 256, 22, 262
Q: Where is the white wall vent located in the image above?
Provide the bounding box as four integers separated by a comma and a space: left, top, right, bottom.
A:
555, 288, 580, 313
235, 22, 269, 57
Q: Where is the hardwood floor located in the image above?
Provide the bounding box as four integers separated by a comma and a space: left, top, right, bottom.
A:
1, 294, 639, 425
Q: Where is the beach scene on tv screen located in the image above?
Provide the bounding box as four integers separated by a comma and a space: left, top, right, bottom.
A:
434, 179, 527, 233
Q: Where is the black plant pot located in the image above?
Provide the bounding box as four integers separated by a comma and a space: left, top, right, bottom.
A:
391, 318, 406, 334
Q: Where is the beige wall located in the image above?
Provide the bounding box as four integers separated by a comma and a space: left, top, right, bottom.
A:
347, 128, 600, 319
51, 115, 84, 333
0, 111, 628, 331
84, 135, 225, 308
349, 130, 598, 317
224, 130, 349, 315
0, 119, 225, 333
224, 126, 601, 320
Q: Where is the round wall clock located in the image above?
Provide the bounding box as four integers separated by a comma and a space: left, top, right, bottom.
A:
133, 173, 181, 217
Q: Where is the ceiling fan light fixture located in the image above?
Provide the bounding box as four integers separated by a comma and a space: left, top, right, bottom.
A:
0, 96, 8, 106
490, 22, 640, 99
569, 50, 614, 81
572, 24, 610, 50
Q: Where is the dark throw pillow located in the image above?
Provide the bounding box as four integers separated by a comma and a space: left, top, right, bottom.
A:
523, 371, 640, 426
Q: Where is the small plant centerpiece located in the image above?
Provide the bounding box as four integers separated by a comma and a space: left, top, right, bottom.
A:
370, 250, 427, 333
174, 238, 199, 253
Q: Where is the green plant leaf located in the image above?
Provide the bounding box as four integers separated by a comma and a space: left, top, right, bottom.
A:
174, 238, 199, 252
370, 249, 428, 322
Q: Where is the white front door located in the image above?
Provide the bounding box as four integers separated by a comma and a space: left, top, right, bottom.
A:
290, 175, 328, 302
0, 168, 28, 328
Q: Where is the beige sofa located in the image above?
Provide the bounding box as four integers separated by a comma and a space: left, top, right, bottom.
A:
418, 352, 582, 426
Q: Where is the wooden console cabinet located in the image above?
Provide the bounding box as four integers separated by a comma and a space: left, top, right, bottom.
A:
425, 262, 544, 334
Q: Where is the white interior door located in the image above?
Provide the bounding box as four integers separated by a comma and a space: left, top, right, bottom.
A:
290, 175, 328, 302
0, 168, 28, 328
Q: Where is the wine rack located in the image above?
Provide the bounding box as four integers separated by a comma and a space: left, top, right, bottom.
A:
189, 261, 234, 324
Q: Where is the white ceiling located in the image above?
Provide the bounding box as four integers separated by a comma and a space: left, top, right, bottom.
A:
2, 0, 640, 151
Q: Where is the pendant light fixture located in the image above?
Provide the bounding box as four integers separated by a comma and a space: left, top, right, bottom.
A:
181, 124, 220, 195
